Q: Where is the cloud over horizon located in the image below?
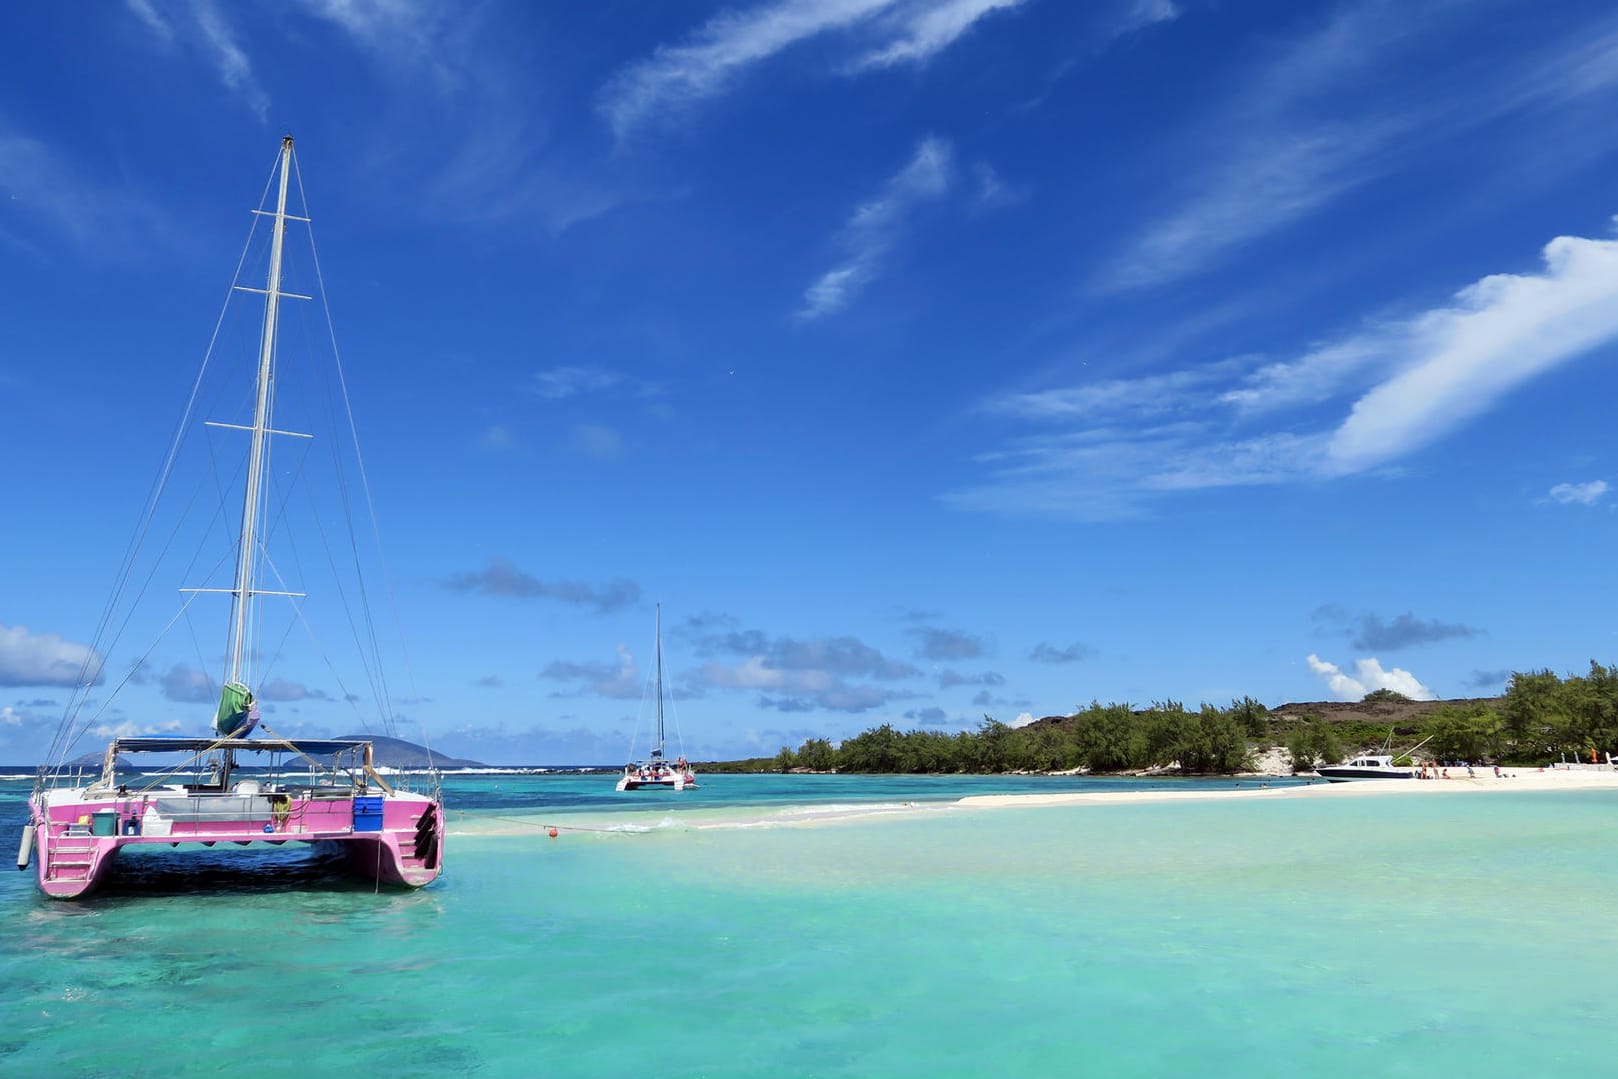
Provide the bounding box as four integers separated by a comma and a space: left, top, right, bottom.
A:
1307, 653, 1435, 701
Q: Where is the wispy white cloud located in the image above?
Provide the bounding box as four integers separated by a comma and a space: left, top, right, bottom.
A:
1125, 0, 1179, 29
530, 367, 626, 400
126, 0, 269, 118
848, 0, 1026, 71
1103, 3, 1618, 291
1218, 340, 1384, 417
0, 122, 172, 258
1325, 230, 1618, 474
1105, 124, 1400, 291
529, 366, 661, 401
988, 363, 1239, 422
797, 137, 953, 320
1307, 653, 1435, 701
1549, 480, 1610, 506
297, 0, 448, 69
969, 162, 1029, 211
568, 423, 625, 460
479, 424, 516, 451
954, 221, 1618, 517
599, 0, 1024, 137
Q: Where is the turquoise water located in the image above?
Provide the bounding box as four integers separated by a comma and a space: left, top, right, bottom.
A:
3, 774, 1616, 1076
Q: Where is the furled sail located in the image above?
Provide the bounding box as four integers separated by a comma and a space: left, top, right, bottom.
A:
214, 681, 259, 736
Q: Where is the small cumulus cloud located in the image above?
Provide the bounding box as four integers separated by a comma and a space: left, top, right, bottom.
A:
1306, 653, 1435, 701
1468, 669, 1513, 690
1029, 642, 1092, 664
259, 679, 331, 702
445, 558, 641, 614
541, 646, 643, 699
89, 717, 184, 741
689, 623, 919, 713
1313, 606, 1479, 652
1009, 711, 1037, 728
939, 669, 1005, 689
1549, 480, 1609, 505
909, 627, 986, 660
161, 664, 215, 703
0, 625, 104, 688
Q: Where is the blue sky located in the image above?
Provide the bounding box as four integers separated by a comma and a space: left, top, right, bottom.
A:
5, 0, 1618, 765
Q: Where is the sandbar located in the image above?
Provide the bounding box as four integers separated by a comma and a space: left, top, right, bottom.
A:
956, 765, 1618, 809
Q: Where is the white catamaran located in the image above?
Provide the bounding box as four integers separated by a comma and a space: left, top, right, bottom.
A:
20, 136, 445, 899
616, 605, 697, 791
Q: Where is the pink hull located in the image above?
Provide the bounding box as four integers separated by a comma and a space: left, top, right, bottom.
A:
29, 793, 443, 899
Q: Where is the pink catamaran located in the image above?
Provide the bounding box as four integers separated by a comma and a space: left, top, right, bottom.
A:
19, 136, 444, 899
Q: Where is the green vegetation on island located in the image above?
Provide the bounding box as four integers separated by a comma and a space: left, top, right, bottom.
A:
706, 663, 1618, 776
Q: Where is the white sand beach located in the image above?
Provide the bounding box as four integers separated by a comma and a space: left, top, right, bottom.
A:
956, 764, 1618, 809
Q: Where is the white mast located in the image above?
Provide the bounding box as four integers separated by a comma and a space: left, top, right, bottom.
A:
654, 603, 664, 758
225, 134, 294, 687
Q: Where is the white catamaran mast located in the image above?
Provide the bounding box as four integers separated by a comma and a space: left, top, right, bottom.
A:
654, 602, 664, 759
225, 134, 295, 687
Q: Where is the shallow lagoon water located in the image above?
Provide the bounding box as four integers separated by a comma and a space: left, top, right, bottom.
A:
3, 773, 1615, 1076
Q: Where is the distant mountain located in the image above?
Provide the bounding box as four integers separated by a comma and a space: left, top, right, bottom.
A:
336, 735, 486, 770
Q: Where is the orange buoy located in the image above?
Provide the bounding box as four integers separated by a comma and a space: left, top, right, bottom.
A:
547, 828, 559, 839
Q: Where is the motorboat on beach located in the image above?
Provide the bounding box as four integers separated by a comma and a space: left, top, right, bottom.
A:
20, 136, 444, 898
1315, 753, 1415, 782
616, 605, 697, 792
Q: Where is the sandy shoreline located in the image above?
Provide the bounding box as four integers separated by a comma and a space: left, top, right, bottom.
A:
445, 765, 1618, 838
957, 765, 1618, 808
